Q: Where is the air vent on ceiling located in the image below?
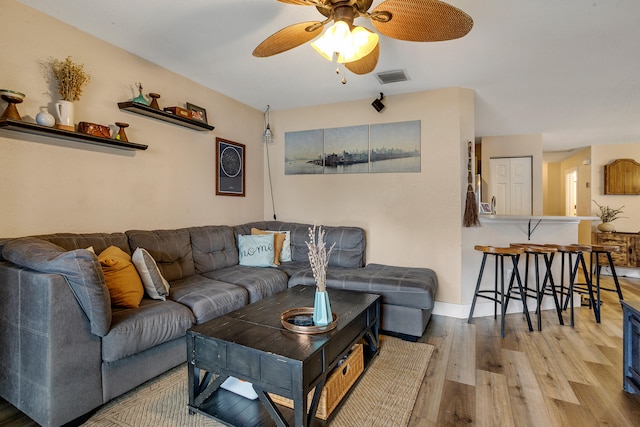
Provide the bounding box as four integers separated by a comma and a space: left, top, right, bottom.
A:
376, 69, 409, 85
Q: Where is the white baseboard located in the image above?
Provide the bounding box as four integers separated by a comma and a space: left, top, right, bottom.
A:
599, 265, 640, 278
433, 295, 581, 319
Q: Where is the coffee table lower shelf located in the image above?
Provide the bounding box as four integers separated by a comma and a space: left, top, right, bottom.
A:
188, 349, 376, 427
189, 388, 298, 427
188, 387, 344, 427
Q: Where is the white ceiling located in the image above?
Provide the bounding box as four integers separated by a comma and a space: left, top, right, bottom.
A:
18, 0, 640, 153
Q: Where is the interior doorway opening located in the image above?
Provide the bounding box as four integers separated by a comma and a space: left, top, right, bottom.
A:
565, 168, 578, 216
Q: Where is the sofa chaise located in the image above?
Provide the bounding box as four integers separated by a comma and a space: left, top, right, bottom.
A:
0, 221, 437, 426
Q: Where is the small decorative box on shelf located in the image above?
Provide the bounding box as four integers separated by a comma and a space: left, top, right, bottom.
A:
117, 101, 214, 131
0, 118, 148, 151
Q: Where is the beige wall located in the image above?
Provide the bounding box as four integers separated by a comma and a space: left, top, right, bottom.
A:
591, 143, 640, 233
267, 88, 475, 304
1, 1, 264, 236
558, 148, 593, 243
543, 162, 562, 215
480, 134, 543, 215
558, 147, 592, 216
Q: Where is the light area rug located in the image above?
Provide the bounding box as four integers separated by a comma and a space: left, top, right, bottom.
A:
83, 336, 434, 427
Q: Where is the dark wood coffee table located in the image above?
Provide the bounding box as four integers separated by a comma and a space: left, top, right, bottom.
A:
186, 285, 380, 427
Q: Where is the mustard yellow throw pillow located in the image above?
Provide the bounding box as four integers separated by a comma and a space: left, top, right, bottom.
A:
98, 246, 144, 308
251, 228, 286, 265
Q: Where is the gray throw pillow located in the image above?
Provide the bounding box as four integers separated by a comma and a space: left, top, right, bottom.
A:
132, 247, 170, 301
2, 237, 112, 336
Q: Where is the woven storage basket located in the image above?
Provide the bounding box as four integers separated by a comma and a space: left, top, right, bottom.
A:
269, 343, 364, 420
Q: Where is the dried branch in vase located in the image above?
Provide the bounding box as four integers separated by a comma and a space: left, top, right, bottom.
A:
305, 225, 335, 292
593, 200, 626, 223
48, 56, 91, 102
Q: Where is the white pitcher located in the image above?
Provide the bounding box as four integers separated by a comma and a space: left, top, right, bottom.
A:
54, 100, 74, 130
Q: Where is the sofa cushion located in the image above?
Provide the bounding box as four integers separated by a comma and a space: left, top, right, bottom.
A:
126, 229, 195, 282
98, 246, 145, 308
203, 265, 289, 304
132, 247, 170, 301
276, 260, 312, 277
238, 234, 276, 268
234, 221, 268, 237
189, 225, 239, 273
102, 299, 195, 362
33, 232, 131, 255
288, 263, 437, 310
2, 237, 112, 336
265, 221, 366, 268
169, 275, 248, 324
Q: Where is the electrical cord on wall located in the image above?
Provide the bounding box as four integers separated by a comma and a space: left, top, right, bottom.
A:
265, 139, 277, 220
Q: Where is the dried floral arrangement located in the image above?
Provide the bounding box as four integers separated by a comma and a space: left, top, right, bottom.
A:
305, 225, 335, 292
593, 200, 625, 223
48, 56, 91, 102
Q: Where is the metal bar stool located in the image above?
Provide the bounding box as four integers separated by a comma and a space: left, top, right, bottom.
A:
508, 243, 564, 331
468, 245, 533, 338
545, 244, 593, 327
573, 244, 624, 323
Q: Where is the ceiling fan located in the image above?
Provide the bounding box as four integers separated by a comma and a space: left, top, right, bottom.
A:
253, 0, 473, 75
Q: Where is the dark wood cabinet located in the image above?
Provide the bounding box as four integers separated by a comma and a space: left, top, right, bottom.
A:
604, 158, 640, 194
593, 232, 640, 268
623, 301, 640, 396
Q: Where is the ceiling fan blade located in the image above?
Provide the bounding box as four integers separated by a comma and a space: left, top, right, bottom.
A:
253, 22, 323, 57
276, 0, 318, 5
345, 43, 380, 75
371, 0, 473, 42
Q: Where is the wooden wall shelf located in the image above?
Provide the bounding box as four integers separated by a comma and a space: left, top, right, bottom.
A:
0, 118, 148, 151
117, 101, 215, 131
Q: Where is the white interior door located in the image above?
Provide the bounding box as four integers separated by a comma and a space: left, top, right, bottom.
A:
491, 158, 510, 215
490, 157, 532, 215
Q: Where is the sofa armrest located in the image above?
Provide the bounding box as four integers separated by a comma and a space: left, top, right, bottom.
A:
0, 262, 103, 426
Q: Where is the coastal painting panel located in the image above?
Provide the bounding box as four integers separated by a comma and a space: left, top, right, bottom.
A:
284, 120, 421, 175
285, 129, 324, 175
324, 125, 369, 174
370, 120, 421, 173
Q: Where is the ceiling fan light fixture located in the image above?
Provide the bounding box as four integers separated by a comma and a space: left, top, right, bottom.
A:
311, 20, 351, 61
347, 26, 378, 62
311, 21, 378, 63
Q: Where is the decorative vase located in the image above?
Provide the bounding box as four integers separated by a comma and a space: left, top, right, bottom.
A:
132, 83, 149, 105
597, 222, 615, 232
54, 100, 74, 131
313, 290, 332, 326
36, 107, 55, 127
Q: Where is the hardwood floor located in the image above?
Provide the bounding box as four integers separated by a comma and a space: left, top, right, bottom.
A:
2, 276, 639, 426
410, 275, 640, 426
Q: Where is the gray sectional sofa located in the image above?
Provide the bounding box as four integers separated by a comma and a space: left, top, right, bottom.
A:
0, 220, 437, 426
